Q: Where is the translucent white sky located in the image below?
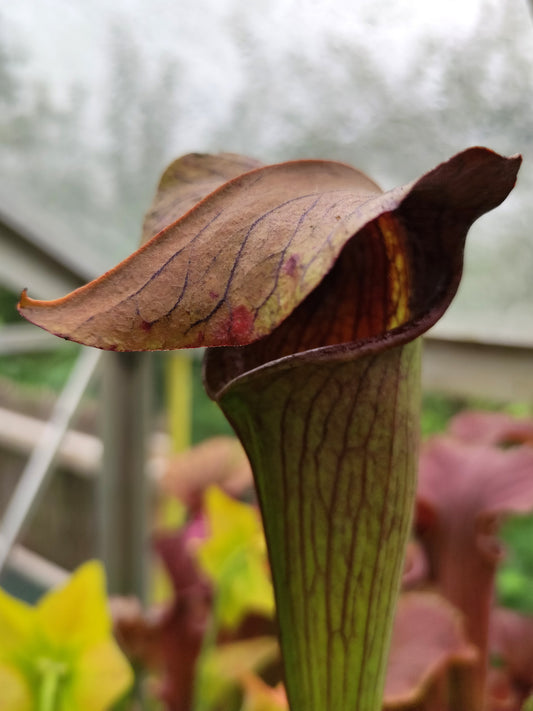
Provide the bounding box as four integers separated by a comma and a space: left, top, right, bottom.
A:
4, 0, 484, 105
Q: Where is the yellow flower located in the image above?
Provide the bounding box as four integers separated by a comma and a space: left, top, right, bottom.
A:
0, 561, 133, 711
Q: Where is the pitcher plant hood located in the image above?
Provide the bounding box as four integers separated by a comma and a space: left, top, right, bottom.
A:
18, 147, 520, 362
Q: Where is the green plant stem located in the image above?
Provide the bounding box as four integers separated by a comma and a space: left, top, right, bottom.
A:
37, 660, 67, 711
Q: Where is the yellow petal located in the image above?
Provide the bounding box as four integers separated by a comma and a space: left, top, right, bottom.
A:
0, 588, 34, 660
65, 640, 134, 711
37, 561, 110, 651
0, 663, 32, 711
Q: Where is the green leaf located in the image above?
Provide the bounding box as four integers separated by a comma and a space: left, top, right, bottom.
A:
196, 486, 274, 629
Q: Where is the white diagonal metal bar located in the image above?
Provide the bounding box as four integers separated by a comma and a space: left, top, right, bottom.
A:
0, 347, 102, 574
9, 544, 69, 590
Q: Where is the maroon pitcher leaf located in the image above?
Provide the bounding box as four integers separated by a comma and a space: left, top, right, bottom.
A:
448, 411, 533, 447
401, 540, 429, 590
489, 607, 533, 709
18, 149, 519, 354
384, 592, 478, 709
416, 436, 533, 709
152, 530, 212, 711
